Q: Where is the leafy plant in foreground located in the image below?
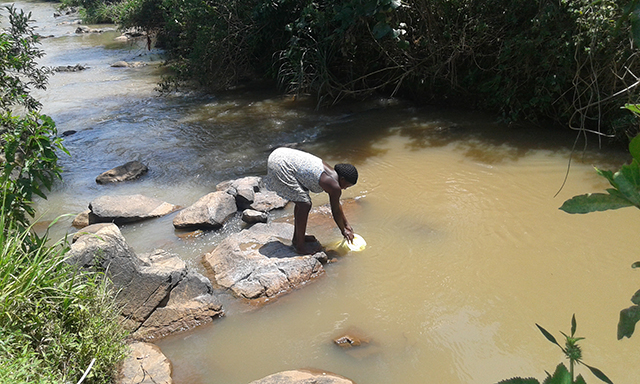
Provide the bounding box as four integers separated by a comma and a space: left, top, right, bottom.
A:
498, 315, 612, 384
560, 126, 640, 339
1, 6, 68, 230
0, 210, 129, 384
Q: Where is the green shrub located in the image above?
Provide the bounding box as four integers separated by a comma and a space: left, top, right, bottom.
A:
0, 213, 129, 384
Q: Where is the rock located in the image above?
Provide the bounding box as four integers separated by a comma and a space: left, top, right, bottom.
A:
67, 224, 223, 338
172, 191, 237, 230
333, 327, 371, 349
217, 176, 262, 210
117, 342, 172, 384
96, 160, 149, 184
175, 229, 204, 240
112, 61, 130, 67
71, 209, 90, 228
75, 26, 113, 33
249, 190, 289, 212
114, 35, 129, 42
111, 61, 147, 68
217, 176, 289, 212
202, 222, 327, 301
68, 227, 186, 325
134, 271, 224, 340
89, 194, 178, 225
54, 64, 87, 72
249, 370, 355, 384
242, 209, 268, 224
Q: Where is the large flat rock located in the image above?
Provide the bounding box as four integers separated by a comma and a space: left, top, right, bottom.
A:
89, 194, 178, 224
202, 222, 327, 301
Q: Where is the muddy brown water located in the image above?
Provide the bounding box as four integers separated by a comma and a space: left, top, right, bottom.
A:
7, 1, 640, 383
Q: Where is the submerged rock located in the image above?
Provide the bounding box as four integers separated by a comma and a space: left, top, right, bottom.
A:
117, 342, 173, 384
96, 160, 148, 184
89, 194, 178, 225
202, 222, 327, 301
249, 370, 355, 384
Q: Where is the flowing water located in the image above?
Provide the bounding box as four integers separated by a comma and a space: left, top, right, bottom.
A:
6, 2, 640, 383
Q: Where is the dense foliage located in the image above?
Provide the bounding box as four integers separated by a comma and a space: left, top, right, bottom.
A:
0, 214, 129, 384
1, 5, 67, 229
63, 0, 640, 139
1, 6, 128, 383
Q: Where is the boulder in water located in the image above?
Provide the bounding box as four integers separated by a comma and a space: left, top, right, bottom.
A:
202, 222, 327, 301
95, 160, 148, 184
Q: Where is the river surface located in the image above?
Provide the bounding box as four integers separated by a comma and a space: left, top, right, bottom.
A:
5, 2, 640, 383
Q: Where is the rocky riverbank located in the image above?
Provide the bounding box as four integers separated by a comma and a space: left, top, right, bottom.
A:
66, 162, 363, 383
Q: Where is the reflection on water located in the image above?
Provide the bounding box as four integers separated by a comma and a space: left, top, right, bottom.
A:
10, 2, 640, 384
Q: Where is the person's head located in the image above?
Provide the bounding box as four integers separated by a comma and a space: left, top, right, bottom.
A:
334, 163, 358, 189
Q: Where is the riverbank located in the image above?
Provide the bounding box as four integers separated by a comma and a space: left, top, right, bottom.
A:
7, 1, 640, 383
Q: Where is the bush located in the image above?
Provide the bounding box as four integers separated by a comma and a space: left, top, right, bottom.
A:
0, 213, 128, 384
68, 0, 640, 139
1, 7, 128, 383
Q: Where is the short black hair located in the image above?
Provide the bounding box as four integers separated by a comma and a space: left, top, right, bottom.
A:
334, 163, 358, 185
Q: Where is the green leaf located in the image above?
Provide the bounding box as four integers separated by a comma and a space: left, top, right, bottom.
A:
559, 193, 634, 214
613, 166, 640, 206
542, 363, 571, 384
632, 261, 640, 268
595, 167, 616, 187
372, 22, 392, 39
582, 363, 613, 384
617, 305, 640, 339
570, 314, 577, 337
574, 374, 587, 384
496, 378, 539, 384
631, 289, 640, 305
536, 324, 560, 347
624, 104, 640, 116
629, 134, 640, 162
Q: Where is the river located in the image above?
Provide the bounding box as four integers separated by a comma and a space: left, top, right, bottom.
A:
5, 1, 640, 383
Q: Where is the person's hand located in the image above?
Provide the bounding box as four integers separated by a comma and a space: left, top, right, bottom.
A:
342, 226, 354, 243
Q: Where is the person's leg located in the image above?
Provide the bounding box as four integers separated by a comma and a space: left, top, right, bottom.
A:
293, 201, 312, 253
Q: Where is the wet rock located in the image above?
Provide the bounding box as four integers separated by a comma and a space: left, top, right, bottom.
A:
172, 191, 237, 230
96, 160, 148, 184
175, 229, 204, 240
111, 61, 147, 68
242, 209, 268, 224
88, 194, 178, 225
67, 224, 223, 338
249, 190, 289, 212
134, 270, 224, 340
117, 342, 172, 384
333, 327, 371, 349
54, 64, 87, 72
217, 176, 262, 210
71, 209, 90, 228
249, 370, 355, 384
202, 222, 327, 301
216, 176, 289, 213
75, 25, 114, 33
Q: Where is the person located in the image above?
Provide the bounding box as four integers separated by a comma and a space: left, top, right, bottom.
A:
265, 147, 358, 254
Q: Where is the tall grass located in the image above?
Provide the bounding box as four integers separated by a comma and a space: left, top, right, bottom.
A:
0, 212, 128, 384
